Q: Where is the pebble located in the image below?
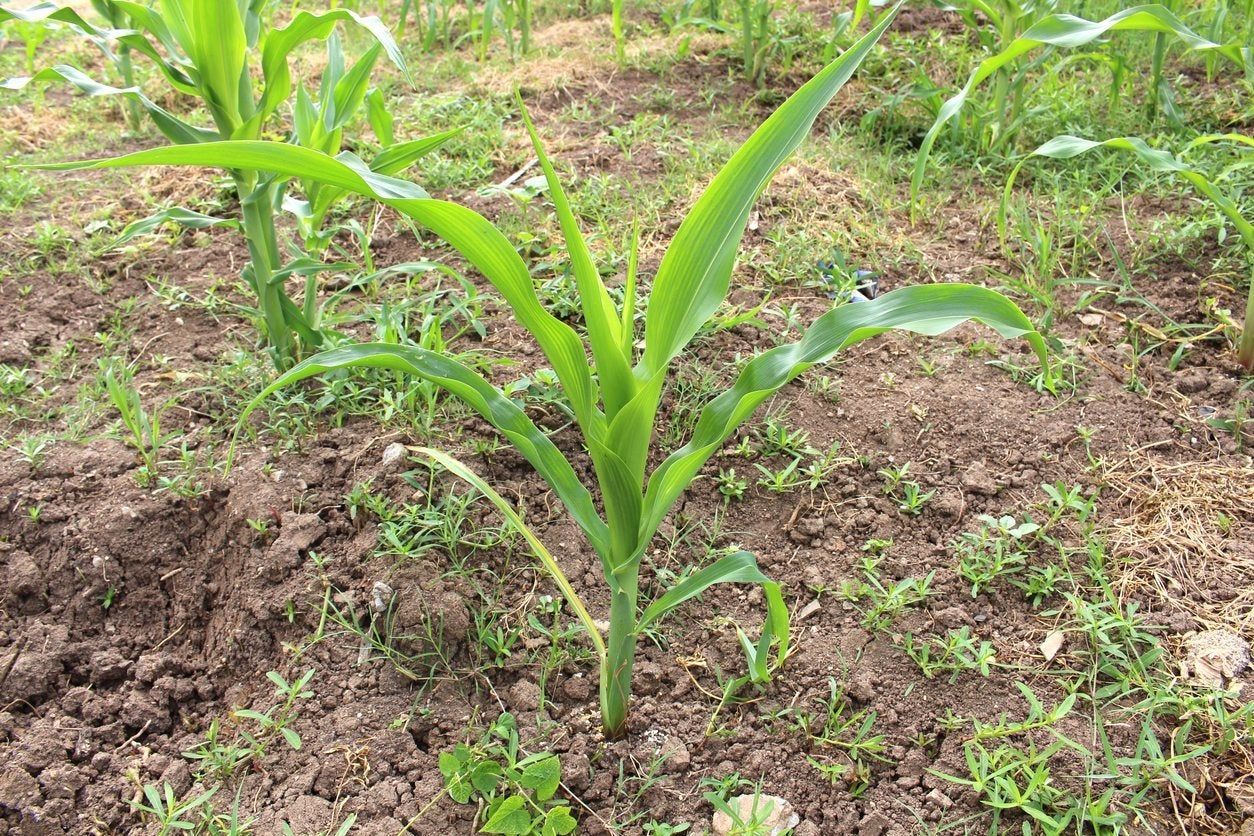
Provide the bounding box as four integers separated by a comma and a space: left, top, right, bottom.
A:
381, 442, 407, 470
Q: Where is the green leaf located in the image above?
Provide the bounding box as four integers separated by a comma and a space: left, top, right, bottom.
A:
159, 0, 248, 131
32, 140, 606, 504
112, 206, 239, 247
245, 8, 408, 138
366, 88, 395, 145
598, 7, 900, 546
370, 129, 461, 176
1001, 134, 1254, 254
280, 727, 301, 750
1, 65, 215, 144
417, 447, 606, 665
911, 5, 1249, 205
640, 284, 1050, 547
230, 343, 611, 560
470, 760, 504, 795
542, 806, 578, 836
519, 97, 631, 418
638, 551, 770, 631
639, 7, 900, 380
482, 795, 532, 835
518, 753, 561, 802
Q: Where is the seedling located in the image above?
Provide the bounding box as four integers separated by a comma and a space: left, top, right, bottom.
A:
4, 0, 447, 368
715, 467, 749, 501
75, 10, 1052, 739
438, 713, 576, 836
901, 627, 996, 683
132, 783, 217, 836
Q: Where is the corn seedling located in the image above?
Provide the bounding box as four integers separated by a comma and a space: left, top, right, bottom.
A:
0, 0, 447, 369
1002, 133, 1254, 371
51, 9, 1050, 739
910, 4, 1250, 208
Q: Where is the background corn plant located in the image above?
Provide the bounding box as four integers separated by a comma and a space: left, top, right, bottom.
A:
910, 4, 1252, 208
1002, 133, 1254, 371
36, 8, 1053, 738
0, 0, 446, 370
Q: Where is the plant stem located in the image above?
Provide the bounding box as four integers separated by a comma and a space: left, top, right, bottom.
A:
612, 0, 625, 63
235, 174, 293, 369
117, 46, 142, 131
601, 571, 638, 740
1239, 265, 1254, 372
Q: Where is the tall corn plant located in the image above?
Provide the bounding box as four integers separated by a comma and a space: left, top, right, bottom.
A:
36, 9, 1050, 738
1001, 133, 1254, 372
910, 4, 1250, 210
0, 0, 414, 369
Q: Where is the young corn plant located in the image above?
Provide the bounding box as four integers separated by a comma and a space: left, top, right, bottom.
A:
46, 9, 1050, 739
909, 4, 1250, 208
1001, 133, 1254, 371
0, 0, 437, 369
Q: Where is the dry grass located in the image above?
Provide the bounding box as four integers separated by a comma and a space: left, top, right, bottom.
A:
1103, 444, 1254, 633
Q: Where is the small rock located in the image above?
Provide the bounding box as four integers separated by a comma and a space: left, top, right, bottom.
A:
930, 492, 962, 519
960, 462, 998, 497
89, 650, 131, 686
1174, 371, 1208, 394
848, 668, 878, 703
635, 661, 664, 696
561, 674, 592, 702
858, 810, 892, 836
509, 679, 542, 712
272, 513, 327, 555
381, 442, 408, 471
660, 738, 691, 773
1181, 630, 1249, 688
932, 605, 971, 629
712, 794, 798, 836
0, 767, 40, 810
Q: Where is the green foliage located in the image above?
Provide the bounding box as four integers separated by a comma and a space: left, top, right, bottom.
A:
47, 6, 1049, 741
1, 0, 452, 369
911, 4, 1250, 204
101, 359, 174, 483
439, 714, 577, 836
1003, 133, 1254, 370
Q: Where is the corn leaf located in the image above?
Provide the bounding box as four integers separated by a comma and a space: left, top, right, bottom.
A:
29, 140, 607, 467
639, 283, 1050, 547
640, 7, 900, 380
246, 8, 408, 138
113, 206, 240, 247
1000, 134, 1254, 253
911, 4, 1249, 205
518, 99, 632, 419
159, 0, 248, 130
637, 550, 772, 631
236, 343, 612, 559
602, 6, 900, 504
417, 446, 607, 664
1, 66, 213, 144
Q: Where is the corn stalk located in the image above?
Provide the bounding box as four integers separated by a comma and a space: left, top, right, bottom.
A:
0, 0, 417, 369
37, 6, 1052, 738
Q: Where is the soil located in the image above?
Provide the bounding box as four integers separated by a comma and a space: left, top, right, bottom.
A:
1, 12, 1252, 836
